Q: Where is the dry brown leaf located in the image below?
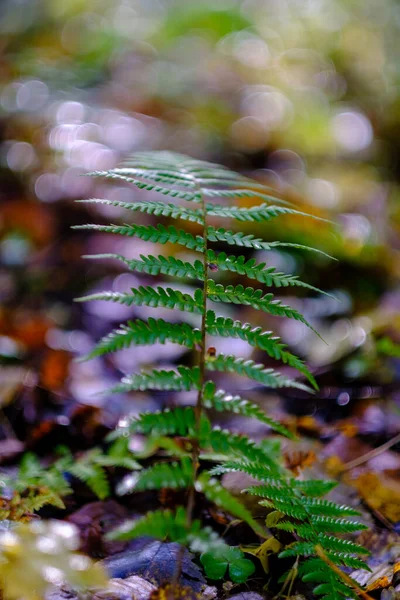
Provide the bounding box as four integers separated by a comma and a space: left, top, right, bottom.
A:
349, 472, 400, 523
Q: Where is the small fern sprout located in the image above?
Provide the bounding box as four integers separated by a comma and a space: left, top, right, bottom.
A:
74, 152, 368, 593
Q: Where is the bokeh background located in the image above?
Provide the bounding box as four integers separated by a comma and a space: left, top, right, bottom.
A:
1, 0, 400, 437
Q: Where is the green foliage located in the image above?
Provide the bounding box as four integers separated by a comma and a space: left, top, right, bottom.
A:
74, 223, 205, 251
77, 286, 204, 314
205, 311, 316, 386
76, 151, 368, 595
80, 319, 202, 360
205, 249, 333, 296
120, 458, 194, 494
376, 336, 400, 357
111, 366, 201, 393
4, 441, 141, 511
205, 353, 312, 391
200, 547, 255, 582
85, 253, 204, 280
202, 380, 293, 438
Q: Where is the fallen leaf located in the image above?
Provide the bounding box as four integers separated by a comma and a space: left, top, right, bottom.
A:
40, 350, 71, 391
150, 583, 200, 600
101, 541, 205, 591
284, 450, 316, 475
350, 472, 400, 523
93, 575, 156, 600
67, 500, 130, 557
241, 537, 282, 573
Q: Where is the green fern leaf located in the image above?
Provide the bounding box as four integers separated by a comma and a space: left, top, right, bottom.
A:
83, 253, 204, 280
299, 558, 362, 600
108, 506, 227, 555
76, 286, 204, 314
68, 459, 110, 500
208, 427, 280, 472
207, 281, 322, 339
207, 227, 333, 259
112, 366, 202, 393
205, 353, 313, 392
202, 381, 294, 438
204, 188, 291, 206
86, 170, 202, 202
80, 319, 202, 360
308, 516, 368, 534
73, 223, 205, 252
245, 483, 293, 502
280, 546, 369, 571
205, 250, 333, 297
78, 198, 204, 224
119, 458, 193, 494
294, 480, 338, 497
315, 535, 370, 556
196, 473, 265, 536
106, 167, 196, 188
300, 497, 361, 517
205, 311, 317, 387
114, 406, 198, 437
209, 460, 283, 481
206, 203, 328, 224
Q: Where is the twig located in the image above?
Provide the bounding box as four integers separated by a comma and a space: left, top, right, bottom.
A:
341, 432, 400, 472
315, 545, 374, 600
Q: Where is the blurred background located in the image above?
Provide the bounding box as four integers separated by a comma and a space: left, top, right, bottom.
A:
1, 0, 400, 445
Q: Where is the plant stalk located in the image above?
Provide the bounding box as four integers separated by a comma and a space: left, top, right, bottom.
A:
173, 175, 208, 587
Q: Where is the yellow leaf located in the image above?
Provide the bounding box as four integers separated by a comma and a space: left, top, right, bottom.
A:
241, 537, 282, 573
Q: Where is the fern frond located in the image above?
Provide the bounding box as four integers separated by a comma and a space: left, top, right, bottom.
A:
107, 168, 197, 188
108, 506, 189, 542
206, 203, 328, 224
245, 483, 293, 502
294, 480, 338, 497
86, 170, 202, 202
80, 319, 201, 360
196, 473, 265, 536
315, 535, 370, 556
300, 497, 361, 517
207, 227, 334, 259
202, 381, 294, 438
113, 406, 198, 437
205, 311, 317, 387
204, 188, 291, 206
280, 546, 368, 570
120, 458, 193, 494
84, 253, 204, 280
68, 459, 110, 500
73, 223, 205, 252
111, 366, 201, 393
209, 460, 283, 481
207, 281, 321, 339
76, 286, 203, 314
78, 198, 204, 224
75, 151, 365, 593
205, 353, 313, 392
299, 558, 361, 600
208, 427, 280, 472
108, 506, 226, 555
307, 516, 367, 534
206, 250, 333, 297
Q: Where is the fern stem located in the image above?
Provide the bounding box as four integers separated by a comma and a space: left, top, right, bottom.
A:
173, 164, 209, 586
315, 546, 374, 600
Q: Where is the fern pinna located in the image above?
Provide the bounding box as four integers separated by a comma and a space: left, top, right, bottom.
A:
75, 152, 369, 596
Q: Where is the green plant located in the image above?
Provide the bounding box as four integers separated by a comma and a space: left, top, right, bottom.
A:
75, 151, 369, 597
2, 439, 140, 515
